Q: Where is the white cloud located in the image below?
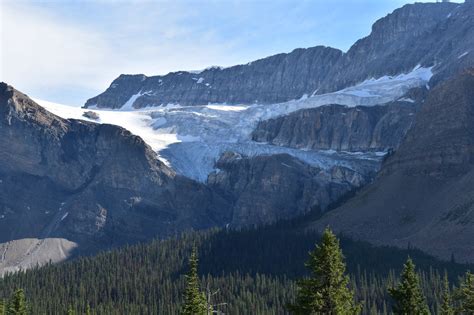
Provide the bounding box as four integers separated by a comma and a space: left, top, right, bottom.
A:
0, 2, 244, 105
0, 3, 112, 99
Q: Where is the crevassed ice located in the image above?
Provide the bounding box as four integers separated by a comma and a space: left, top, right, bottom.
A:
36, 66, 432, 182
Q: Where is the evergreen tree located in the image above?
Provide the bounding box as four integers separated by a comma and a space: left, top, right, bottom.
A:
453, 271, 474, 313
182, 247, 207, 315
388, 257, 430, 315
0, 299, 5, 315
7, 289, 28, 315
287, 227, 361, 314
440, 272, 453, 315
67, 306, 75, 315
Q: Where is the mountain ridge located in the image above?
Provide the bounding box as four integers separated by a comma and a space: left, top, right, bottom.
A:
84, 1, 473, 109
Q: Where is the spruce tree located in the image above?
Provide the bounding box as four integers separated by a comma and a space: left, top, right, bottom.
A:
453, 271, 474, 313
388, 257, 430, 315
7, 289, 28, 315
440, 272, 453, 315
287, 227, 361, 314
182, 247, 207, 315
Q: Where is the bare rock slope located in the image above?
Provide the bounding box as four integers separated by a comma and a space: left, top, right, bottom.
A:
312, 69, 474, 262
0, 82, 230, 272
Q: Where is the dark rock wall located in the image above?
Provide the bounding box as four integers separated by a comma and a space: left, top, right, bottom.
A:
207, 152, 374, 227
252, 102, 417, 152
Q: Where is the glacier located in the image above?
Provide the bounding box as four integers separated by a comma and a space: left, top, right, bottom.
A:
36, 66, 432, 182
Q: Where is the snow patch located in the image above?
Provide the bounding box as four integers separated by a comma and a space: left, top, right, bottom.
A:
205, 105, 247, 112
60, 213, 69, 221
193, 77, 205, 84
121, 91, 144, 110
398, 97, 415, 103
458, 51, 469, 59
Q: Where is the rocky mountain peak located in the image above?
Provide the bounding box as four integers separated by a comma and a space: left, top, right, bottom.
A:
85, 45, 342, 109
85, 2, 473, 109
369, 2, 458, 41
0, 82, 66, 131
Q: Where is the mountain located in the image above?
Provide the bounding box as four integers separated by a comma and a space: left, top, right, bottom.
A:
3, 0, 474, 273
85, 46, 342, 108
0, 83, 379, 274
0, 83, 231, 273
84, 1, 473, 110
319, 1, 474, 93
312, 69, 474, 263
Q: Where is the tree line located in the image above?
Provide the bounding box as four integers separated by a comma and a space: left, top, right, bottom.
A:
1, 225, 473, 314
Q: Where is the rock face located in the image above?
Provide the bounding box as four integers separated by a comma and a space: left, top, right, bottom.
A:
319, 2, 474, 93
85, 1, 473, 109
251, 100, 420, 152
0, 83, 230, 252
312, 69, 474, 262
207, 152, 376, 227
85, 46, 342, 108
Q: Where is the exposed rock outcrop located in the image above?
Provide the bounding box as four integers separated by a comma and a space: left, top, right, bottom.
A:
251, 100, 419, 152
319, 2, 474, 92
207, 152, 376, 227
312, 69, 474, 262
85, 46, 342, 108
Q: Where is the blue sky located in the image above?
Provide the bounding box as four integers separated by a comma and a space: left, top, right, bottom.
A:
0, 0, 464, 106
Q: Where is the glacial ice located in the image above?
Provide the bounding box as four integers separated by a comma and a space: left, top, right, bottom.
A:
36, 66, 432, 182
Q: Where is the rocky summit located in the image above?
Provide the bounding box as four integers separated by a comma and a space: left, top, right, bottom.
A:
85, 1, 473, 110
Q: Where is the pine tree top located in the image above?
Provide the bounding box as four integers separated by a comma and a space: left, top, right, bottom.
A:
287, 227, 361, 315
389, 257, 430, 315
182, 247, 207, 315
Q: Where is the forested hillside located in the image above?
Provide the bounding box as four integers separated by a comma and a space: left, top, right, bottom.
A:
0, 221, 472, 314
